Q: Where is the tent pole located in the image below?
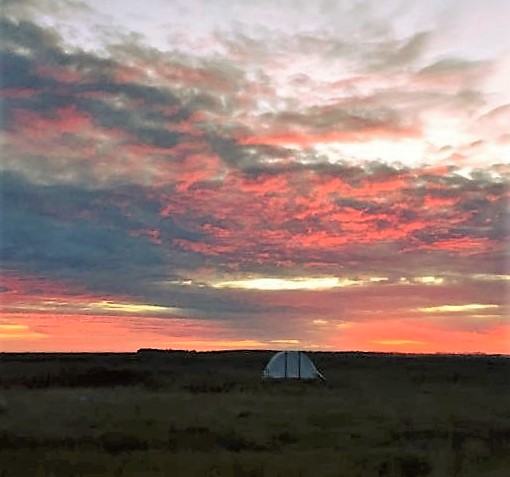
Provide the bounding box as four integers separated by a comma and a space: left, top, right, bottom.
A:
298, 351, 301, 378
284, 351, 287, 378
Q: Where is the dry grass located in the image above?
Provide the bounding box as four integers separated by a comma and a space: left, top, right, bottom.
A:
0, 350, 509, 476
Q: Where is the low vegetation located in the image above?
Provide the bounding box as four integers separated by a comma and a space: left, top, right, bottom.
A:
1, 350, 509, 476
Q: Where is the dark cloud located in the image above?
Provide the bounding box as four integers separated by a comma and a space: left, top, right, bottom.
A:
0, 171, 285, 318
1, 172, 165, 270
265, 102, 411, 135
0, 0, 90, 17
0, 18, 189, 132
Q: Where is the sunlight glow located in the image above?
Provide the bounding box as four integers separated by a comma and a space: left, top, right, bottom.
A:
87, 301, 176, 314
316, 139, 426, 168
415, 276, 444, 285
469, 314, 505, 320
211, 277, 356, 290
419, 304, 500, 313
312, 319, 329, 325
470, 274, 510, 281
372, 339, 426, 346
0, 324, 29, 330
336, 322, 353, 329
270, 339, 300, 344
0, 323, 46, 340
172, 339, 266, 350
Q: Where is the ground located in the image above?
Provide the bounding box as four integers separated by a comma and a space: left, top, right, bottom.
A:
1, 350, 509, 476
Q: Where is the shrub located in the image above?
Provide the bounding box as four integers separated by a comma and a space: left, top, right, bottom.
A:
216, 431, 267, 452
378, 454, 431, 477
99, 432, 148, 454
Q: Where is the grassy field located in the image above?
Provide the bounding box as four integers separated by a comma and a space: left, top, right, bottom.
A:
1, 350, 509, 476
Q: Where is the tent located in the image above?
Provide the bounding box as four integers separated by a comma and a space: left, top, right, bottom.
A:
262, 351, 324, 380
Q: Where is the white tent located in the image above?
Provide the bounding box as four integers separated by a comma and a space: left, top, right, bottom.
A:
262, 351, 324, 380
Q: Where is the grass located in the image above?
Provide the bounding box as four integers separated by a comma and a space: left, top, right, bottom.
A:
0, 350, 509, 476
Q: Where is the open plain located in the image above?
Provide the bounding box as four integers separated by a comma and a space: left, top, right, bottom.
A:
1, 350, 509, 477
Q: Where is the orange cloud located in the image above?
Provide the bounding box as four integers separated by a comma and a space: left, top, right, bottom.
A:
415, 237, 498, 254
13, 105, 94, 138
422, 194, 459, 209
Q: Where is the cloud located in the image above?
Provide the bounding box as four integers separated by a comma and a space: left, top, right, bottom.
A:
1, 4, 508, 351
2, 22, 507, 278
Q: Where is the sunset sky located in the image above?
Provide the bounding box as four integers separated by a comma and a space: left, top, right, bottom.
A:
1, 0, 509, 353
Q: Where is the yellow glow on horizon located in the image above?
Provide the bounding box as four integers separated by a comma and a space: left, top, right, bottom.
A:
419, 304, 500, 313
471, 274, 510, 281
415, 276, 444, 285
312, 319, 329, 325
469, 314, 504, 319
4, 298, 184, 317
336, 322, 353, 329
88, 301, 175, 314
0, 323, 46, 340
270, 339, 301, 344
0, 332, 46, 339
373, 339, 426, 346
211, 277, 358, 290
0, 324, 29, 330
177, 275, 455, 291
170, 339, 266, 350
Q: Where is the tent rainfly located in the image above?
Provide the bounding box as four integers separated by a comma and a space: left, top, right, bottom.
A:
262, 351, 324, 380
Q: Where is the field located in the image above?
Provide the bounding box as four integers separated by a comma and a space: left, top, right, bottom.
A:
1, 350, 509, 477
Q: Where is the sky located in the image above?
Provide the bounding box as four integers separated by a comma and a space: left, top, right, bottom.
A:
1, 0, 509, 353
